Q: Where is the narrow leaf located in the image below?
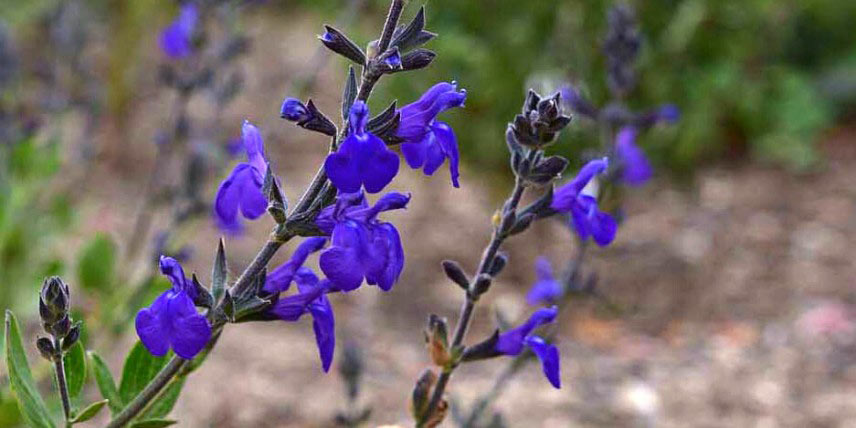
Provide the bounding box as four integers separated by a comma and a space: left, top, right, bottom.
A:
211, 238, 227, 305
129, 419, 177, 428
342, 66, 357, 121
88, 351, 123, 414
140, 378, 185, 420
119, 342, 169, 405
69, 399, 108, 424
63, 341, 86, 402
4, 310, 55, 428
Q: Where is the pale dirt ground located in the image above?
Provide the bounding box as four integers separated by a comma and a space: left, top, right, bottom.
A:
61, 10, 856, 428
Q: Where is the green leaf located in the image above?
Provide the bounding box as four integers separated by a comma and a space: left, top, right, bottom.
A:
129, 418, 177, 428
141, 378, 185, 420
63, 341, 86, 402
69, 399, 108, 424
211, 238, 227, 305
76, 233, 117, 293
119, 342, 169, 405
4, 310, 56, 428
88, 351, 124, 415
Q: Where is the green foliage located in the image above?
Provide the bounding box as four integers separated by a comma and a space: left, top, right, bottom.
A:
4, 310, 55, 428
63, 341, 87, 403
0, 137, 72, 314
119, 342, 170, 405
76, 233, 117, 294
129, 419, 177, 428
69, 399, 108, 424
140, 379, 185, 420
88, 351, 124, 415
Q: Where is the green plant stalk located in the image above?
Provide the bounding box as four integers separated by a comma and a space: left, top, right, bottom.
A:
52, 338, 72, 427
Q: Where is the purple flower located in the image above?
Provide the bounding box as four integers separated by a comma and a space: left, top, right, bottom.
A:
496, 306, 561, 388
317, 191, 409, 292
135, 256, 212, 359
615, 127, 652, 186
263, 237, 328, 294
160, 3, 198, 59
526, 257, 563, 305
559, 84, 598, 119
397, 82, 466, 187
267, 267, 336, 372
656, 104, 680, 123
551, 158, 617, 246
325, 101, 399, 193
280, 98, 310, 122
214, 120, 268, 233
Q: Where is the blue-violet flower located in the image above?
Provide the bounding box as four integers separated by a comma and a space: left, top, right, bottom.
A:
136, 256, 212, 359
316, 191, 409, 292
267, 267, 336, 372
214, 120, 269, 233
526, 257, 563, 306
325, 101, 399, 193
551, 158, 617, 246
495, 306, 561, 388
615, 127, 652, 186
160, 3, 198, 59
397, 82, 466, 187
263, 237, 328, 295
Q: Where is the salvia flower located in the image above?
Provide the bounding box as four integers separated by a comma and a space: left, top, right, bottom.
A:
160, 3, 198, 59
325, 101, 399, 193
214, 120, 268, 233
263, 237, 328, 294
267, 267, 336, 372
280, 98, 311, 122
316, 191, 409, 292
615, 127, 652, 186
397, 82, 466, 187
526, 257, 563, 305
136, 256, 212, 359
551, 158, 617, 246
495, 306, 561, 388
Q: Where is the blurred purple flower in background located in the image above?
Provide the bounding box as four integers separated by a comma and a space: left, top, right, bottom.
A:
325, 101, 399, 193
160, 3, 198, 59
551, 158, 617, 246
495, 306, 561, 388
136, 256, 212, 359
317, 191, 409, 292
214, 120, 268, 233
397, 82, 466, 187
526, 257, 563, 305
615, 127, 652, 186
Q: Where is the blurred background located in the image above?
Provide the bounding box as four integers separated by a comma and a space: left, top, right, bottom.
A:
1, 0, 856, 426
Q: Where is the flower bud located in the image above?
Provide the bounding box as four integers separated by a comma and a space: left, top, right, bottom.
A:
411, 369, 437, 420
441, 260, 469, 291
39, 276, 69, 326
319, 25, 366, 65
509, 90, 571, 149
425, 315, 451, 367
280, 98, 310, 122
36, 337, 56, 361
62, 323, 81, 351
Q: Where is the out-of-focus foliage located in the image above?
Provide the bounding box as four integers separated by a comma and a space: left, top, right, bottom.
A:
0, 138, 71, 313
298, 0, 856, 174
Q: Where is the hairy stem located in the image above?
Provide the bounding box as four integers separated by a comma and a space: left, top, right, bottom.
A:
421, 152, 536, 424
377, 0, 404, 53
105, 356, 188, 428
52, 339, 72, 425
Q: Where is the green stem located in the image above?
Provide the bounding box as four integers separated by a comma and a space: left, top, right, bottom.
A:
104, 356, 188, 428
52, 339, 72, 426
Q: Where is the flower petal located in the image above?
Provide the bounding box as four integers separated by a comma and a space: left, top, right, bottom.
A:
615, 127, 652, 186
325, 138, 362, 193
166, 291, 212, 360
135, 293, 170, 357
360, 135, 399, 194
309, 296, 336, 372
496, 306, 558, 355
525, 335, 561, 389
242, 120, 267, 173
432, 121, 461, 187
